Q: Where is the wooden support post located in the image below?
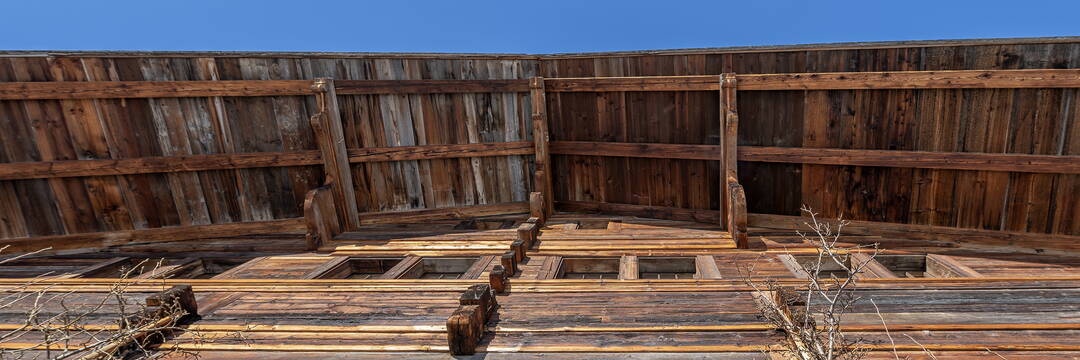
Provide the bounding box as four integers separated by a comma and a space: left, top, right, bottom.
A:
446, 305, 484, 355
448, 284, 498, 355
459, 284, 498, 317
501, 251, 517, 276
302, 185, 340, 250
517, 217, 540, 250
489, 265, 508, 294
511, 239, 526, 263
720, 73, 749, 248
311, 78, 361, 230
530, 78, 553, 219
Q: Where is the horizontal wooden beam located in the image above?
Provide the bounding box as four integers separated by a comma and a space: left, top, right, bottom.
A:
740, 146, 1080, 174
0, 80, 315, 100
348, 142, 534, 163
549, 141, 1080, 174
0, 218, 305, 254
0, 142, 533, 180
557, 200, 720, 224
545, 76, 718, 92
737, 69, 1080, 90
550, 141, 721, 160
0, 151, 322, 180
360, 202, 529, 225
335, 79, 529, 94
4, 69, 1077, 100
748, 213, 1080, 254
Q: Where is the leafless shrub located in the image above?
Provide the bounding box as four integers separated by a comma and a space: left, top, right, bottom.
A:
744, 206, 882, 360
0, 250, 245, 359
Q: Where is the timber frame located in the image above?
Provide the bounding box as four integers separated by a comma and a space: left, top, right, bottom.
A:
3, 68, 1080, 253
3, 41, 1080, 358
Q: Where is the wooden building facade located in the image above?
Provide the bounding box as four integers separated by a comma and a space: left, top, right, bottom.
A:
0, 37, 1078, 358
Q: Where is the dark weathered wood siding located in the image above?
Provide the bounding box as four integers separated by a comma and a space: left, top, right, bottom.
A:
0, 38, 1077, 242
0, 56, 539, 239
542, 42, 1080, 236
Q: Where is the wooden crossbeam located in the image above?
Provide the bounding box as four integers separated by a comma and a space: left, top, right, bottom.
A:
550, 141, 722, 160
541, 69, 1080, 92
10, 140, 1075, 181
335, 79, 529, 94
0, 80, 315, 100
349, 142, 533, 163
0, 218, 305, 254
0, 142, 532, 181
737, 69, 1080, 90
739, 146, 1080, 174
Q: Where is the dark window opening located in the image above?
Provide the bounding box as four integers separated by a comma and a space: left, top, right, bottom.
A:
454, 219, 516, 230
792, 255, 852, 279
875, 255, 928, 278
401, 257, 478, 279
557, 257, 620, 279
639, 257, 697, 279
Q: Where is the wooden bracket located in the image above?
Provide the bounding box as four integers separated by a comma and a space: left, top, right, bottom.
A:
311, 78, 361, 230
448, 284, 499, 355
303, 185, 341, 251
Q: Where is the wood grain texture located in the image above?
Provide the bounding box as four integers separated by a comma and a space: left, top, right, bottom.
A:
0, 80, 314, 99
741, 146, 1080, 174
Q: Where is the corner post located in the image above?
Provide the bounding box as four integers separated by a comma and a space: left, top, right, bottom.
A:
530, 77, 553, 219
312, 78, 361, 230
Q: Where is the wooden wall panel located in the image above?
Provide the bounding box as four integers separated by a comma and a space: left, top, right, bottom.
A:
542, 42, 1080, 236
304, 58, 538, 212
0, 55, 539, 243
1, 39, 1078, 243
542, 55, 721, 211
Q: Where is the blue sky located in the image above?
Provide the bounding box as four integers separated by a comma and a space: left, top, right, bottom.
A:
2, 0, 1078, 53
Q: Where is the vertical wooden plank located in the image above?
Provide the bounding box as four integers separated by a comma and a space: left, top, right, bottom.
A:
140, 58, 212, 226
12, 57, 101, 235
619, 255, 638, 280
312, 78, 361, 230
530, 77, 553, 218
97, 57, 181, 229
191, 57, 247, 223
